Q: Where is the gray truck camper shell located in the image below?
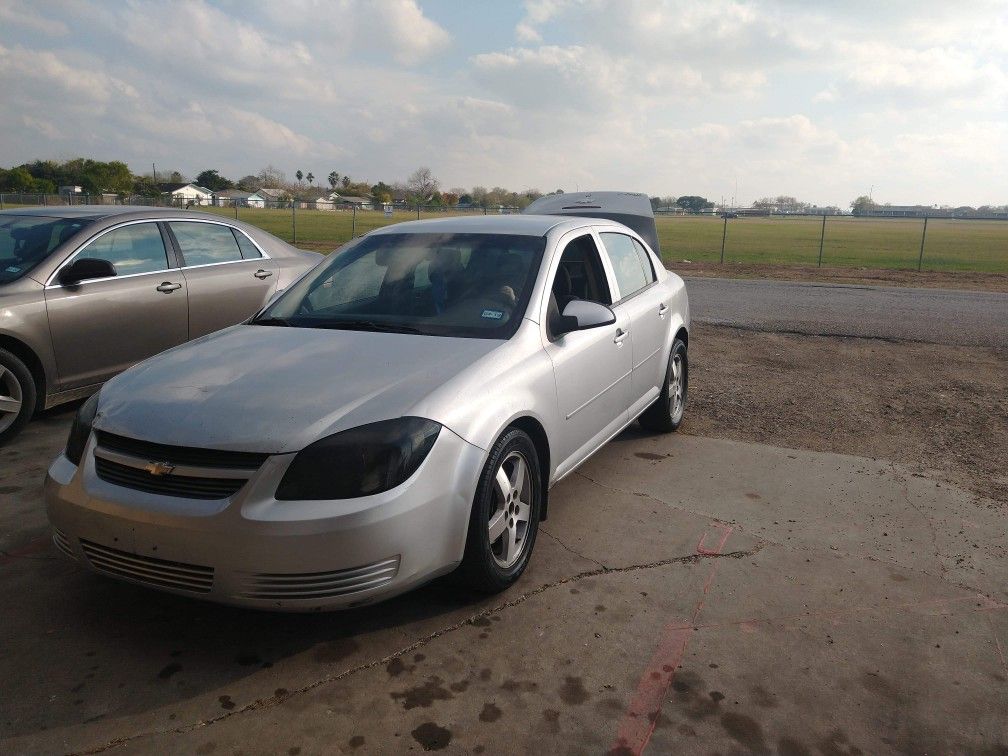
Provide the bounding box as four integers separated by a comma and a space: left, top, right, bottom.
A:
523, 191, 660, 256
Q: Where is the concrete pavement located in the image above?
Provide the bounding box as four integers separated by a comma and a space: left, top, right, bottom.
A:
685, 276, 1008, 347
1, 418, 1005, 754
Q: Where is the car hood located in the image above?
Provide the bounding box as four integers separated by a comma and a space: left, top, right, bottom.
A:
95, 325, 500, 453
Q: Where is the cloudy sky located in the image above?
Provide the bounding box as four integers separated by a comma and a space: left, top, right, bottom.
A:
1, 0, 1005, 206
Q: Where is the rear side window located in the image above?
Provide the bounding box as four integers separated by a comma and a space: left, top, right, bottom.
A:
78, 223, 169, 276
170, 222, 243, 266
232, 229, 263, 259
632, 239, 656, 283
600, 232, 649, 299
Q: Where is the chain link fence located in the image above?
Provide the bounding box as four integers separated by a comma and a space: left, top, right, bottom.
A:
2, 193, 1006, 272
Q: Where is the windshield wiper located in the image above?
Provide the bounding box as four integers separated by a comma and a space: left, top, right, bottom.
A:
250, 316, 290, 327
312, 319, 424, 335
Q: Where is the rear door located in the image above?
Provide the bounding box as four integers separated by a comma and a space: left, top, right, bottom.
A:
45, 221, 188, 389
167, 221, 278, 338
598, 231, 667, 416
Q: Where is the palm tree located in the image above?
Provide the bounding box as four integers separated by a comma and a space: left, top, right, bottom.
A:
296, 169, 303, 186
341, 175, 351, 190
328, 171, 339, 189
306, 172, 314, 186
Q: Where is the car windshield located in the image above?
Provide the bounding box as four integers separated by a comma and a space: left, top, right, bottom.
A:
256, 232, 546, 339
0, 215, 93, 284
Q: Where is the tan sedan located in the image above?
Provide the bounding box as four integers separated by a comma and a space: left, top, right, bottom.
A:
0, 206, 321, 443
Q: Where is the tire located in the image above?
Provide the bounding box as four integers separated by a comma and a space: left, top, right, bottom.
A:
458, 427, 542, 593
0, 349, 37, 445
639, 337, 688, 433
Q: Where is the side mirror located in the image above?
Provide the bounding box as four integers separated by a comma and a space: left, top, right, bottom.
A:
554, 299, 616, 337
58, 258, 116, 287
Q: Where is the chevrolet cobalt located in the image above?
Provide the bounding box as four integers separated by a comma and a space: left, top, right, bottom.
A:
46, 205, 690, 610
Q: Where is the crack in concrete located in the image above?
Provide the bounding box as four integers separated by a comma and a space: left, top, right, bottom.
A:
575, 464, 997, 600
538, 525, 607, 570
68, 545, 763, 755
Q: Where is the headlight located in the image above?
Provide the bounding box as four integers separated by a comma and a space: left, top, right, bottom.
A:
276, 417, 441, 500
66, 392, 100, 466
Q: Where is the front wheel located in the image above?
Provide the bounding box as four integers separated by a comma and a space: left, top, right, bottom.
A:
0, 349, 36, 445
639, 337, 688, 433
458, 428, 542, 593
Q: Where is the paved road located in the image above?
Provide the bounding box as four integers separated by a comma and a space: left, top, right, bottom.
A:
685, 277, 1008, 347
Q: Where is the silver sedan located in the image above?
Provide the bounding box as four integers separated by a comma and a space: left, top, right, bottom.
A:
0, 206, 321, 443
45, 211, 690, 610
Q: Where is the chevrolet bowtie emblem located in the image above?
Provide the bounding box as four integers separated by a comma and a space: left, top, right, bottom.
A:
144, 461, 175, 476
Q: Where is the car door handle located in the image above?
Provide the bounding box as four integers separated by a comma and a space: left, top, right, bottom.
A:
614, 328, 629, 345
156, 282, 182, 293
658, 303, 669, 318
254, 269, 274, 279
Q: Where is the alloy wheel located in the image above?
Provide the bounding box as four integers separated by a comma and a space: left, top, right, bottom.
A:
487, 450, 532, 568
0, 365, 24, 434
669, 352, 684, 423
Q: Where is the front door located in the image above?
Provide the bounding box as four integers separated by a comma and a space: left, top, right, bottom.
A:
168, 221, 278, 338
45, 222, 188, 389
543, 232, 632, 477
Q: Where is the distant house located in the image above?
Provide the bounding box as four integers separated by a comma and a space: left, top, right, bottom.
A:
868, 205, 932, 218
253, 187, 289, 207
212, 189, 253, 207
158, 182, 212, 206
295, 189, 334, 210
332, 194, 373, 210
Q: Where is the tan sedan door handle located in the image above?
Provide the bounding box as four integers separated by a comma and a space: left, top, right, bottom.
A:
614, 328, 629, 345
156, 282, 182, 293
254, 269, 274, 279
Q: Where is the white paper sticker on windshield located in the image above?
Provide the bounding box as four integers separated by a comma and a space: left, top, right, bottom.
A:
481, 309, 503, 320
5, 266, 20, 273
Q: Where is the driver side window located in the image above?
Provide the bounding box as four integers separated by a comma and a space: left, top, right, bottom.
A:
547, 234, 612, 339
73, 223, 169, 277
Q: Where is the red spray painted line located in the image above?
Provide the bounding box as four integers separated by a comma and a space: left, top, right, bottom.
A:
609, 523, 733, 756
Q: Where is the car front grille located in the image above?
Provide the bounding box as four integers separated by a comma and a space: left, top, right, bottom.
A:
92, 431, 268, 500
94, 457, 247, 500
95, 431, 269, 470
240, 556, 400, 600
81, 538, 214, 593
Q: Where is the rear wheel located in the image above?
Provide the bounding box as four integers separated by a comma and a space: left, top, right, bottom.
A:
0, 349, 36, 445
639, 337, 687, 433
458, 428, 541, 593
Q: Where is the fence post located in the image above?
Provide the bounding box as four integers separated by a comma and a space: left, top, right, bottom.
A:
417, 203, 421, 220
234, 200, 238, 220
0, 193, 4, 210
292, 199, 297, 245
917, 216, 928, 271
720, 216, 727, 264
818, 214, 826, 267
352, 204, 357, 238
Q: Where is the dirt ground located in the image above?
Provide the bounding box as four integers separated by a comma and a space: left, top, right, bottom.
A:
685, 324, 1008, 504
675, 261, 1008, 293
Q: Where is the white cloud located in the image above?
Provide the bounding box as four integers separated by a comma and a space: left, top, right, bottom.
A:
0, 0, 1004, 207
0, 0, 68, 35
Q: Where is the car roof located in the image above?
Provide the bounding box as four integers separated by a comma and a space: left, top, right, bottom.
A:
368, 213, 595, 237
0, 205, 223, 222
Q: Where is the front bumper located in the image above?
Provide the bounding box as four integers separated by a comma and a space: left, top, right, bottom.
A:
45, 429, 486, 611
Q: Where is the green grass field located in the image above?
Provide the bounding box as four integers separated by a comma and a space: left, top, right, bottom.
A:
7, 200, 1006, 272
197, 206, 1007, 273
